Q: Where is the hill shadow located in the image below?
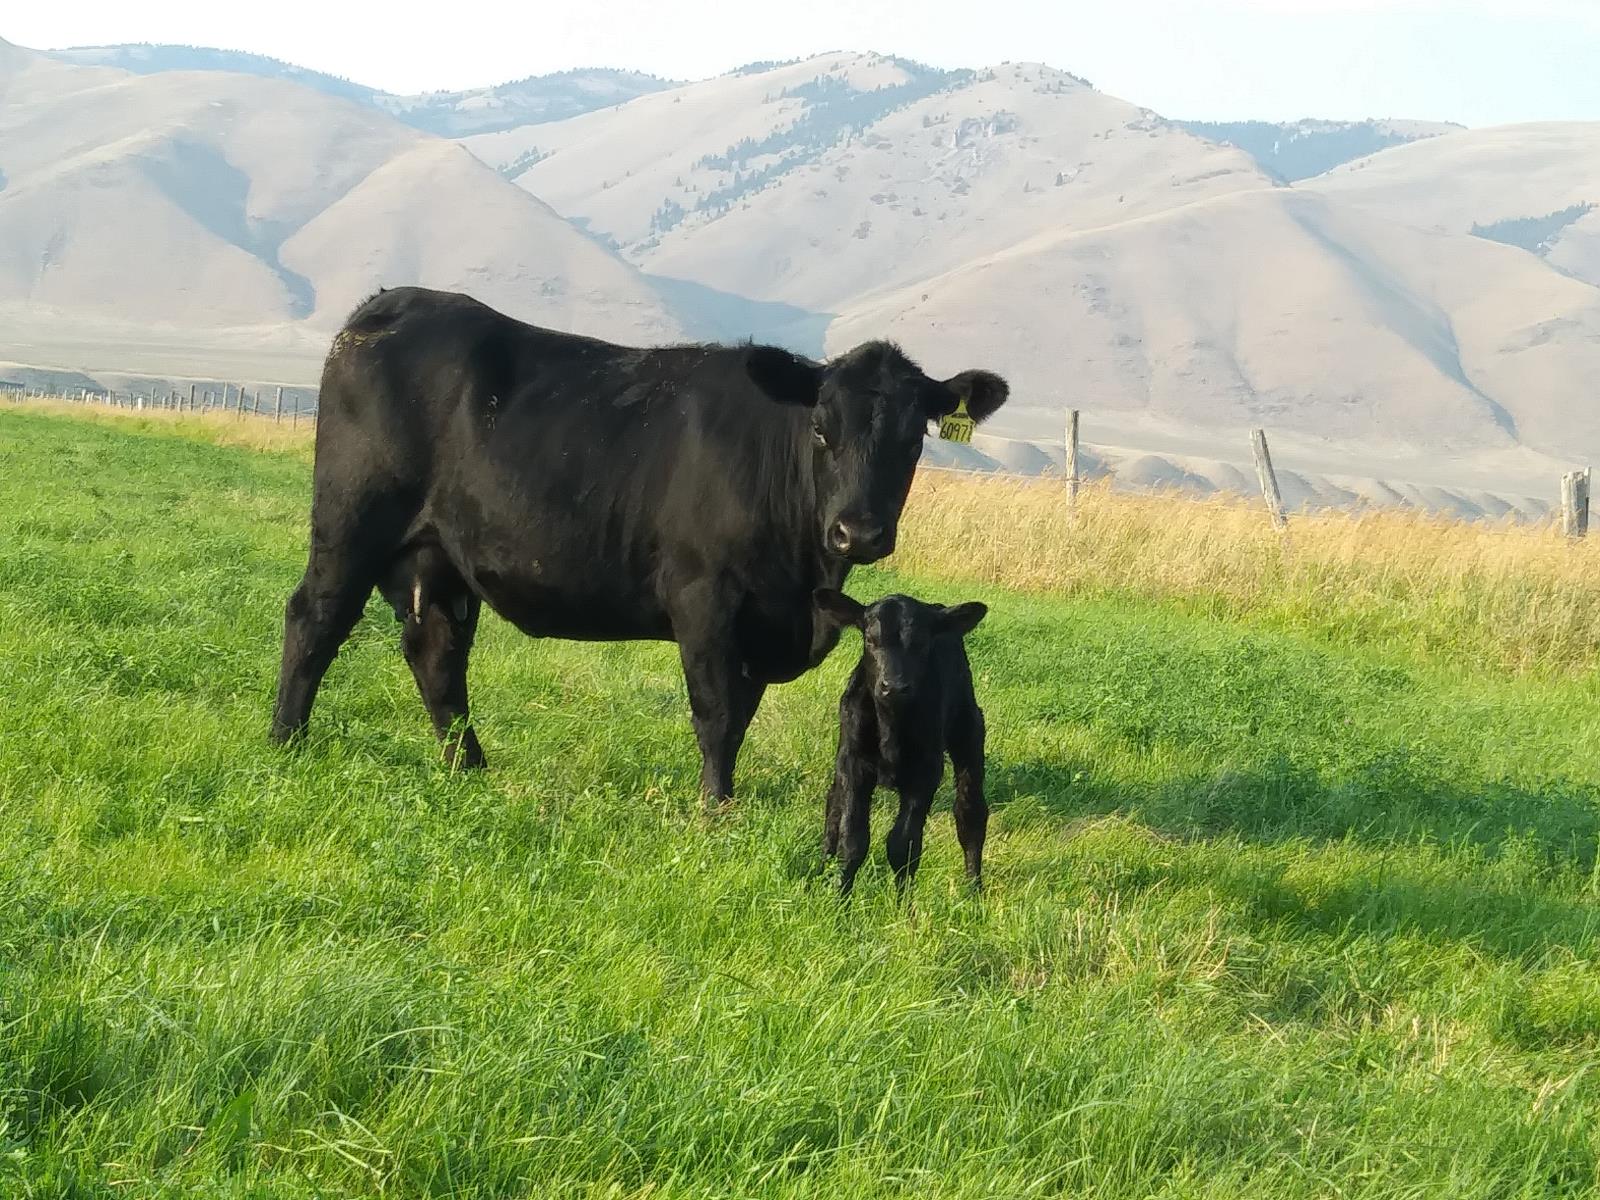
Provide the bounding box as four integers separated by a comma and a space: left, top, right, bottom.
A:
648, 275, 833, 358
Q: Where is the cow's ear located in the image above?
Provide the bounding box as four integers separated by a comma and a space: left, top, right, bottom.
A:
814, 588, 866, 631
747, 346, 824, 406
936, 601, 987, 637
929, 370, 1010, 422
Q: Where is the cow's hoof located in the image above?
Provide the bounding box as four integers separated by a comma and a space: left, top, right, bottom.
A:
269, 722, 306, 748
444, 746, 486, 772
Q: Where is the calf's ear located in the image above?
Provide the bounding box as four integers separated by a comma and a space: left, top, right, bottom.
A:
936, 601, 988, 637
747, 346, 824, 406
929, 370, 1010, 423
813, 588, 866, 631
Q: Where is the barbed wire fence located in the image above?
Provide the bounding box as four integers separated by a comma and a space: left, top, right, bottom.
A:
0, 379, 318, 429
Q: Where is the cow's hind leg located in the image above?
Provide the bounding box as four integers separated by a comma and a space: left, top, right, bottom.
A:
272, 547, 384, 746
380, 551, 485, 770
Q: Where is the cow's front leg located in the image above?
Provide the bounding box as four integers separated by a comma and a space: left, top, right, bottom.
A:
677, 633, 765, 810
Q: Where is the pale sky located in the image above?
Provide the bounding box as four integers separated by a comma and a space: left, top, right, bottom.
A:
8, 0, 1600, 126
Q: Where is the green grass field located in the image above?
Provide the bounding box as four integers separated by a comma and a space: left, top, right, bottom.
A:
3, 408, 1600, 1199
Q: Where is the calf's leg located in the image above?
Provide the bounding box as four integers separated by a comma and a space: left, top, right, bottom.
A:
826, 753, 877, 883
949, 707, 989, 889
825, 699, 877, 867
836, 769, 876, 897
884, 786, 937, 897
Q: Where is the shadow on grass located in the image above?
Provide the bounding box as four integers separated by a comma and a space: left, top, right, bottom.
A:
990, 753, 1600, 963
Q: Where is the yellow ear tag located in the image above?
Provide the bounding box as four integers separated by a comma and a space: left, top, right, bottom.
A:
938, 395, 976, 444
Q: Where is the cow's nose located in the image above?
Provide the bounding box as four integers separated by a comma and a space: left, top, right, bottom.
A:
877, 678, 910, 698
827, 521, 854, 556
830, 520, 890, 561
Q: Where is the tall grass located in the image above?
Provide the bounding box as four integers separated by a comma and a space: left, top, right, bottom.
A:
899, 471, 1600, 673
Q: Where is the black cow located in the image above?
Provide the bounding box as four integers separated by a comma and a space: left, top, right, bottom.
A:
813, 590, 990, 896
271, 287, 1009, 804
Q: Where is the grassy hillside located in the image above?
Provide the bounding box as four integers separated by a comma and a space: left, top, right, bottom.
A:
3, 408, 1599, 1198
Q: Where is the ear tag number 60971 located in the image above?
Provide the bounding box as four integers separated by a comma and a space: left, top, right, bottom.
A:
938, 396, 976, 444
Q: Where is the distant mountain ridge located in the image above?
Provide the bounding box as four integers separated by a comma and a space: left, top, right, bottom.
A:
46, 43, 675, 136
46, 42, 377, 101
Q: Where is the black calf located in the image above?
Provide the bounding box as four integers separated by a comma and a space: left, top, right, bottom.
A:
813, 590, 989, 897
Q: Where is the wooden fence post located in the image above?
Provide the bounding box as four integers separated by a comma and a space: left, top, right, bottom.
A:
1561, 468, 1591, 539
188, 383, 196, 413
1065, 409, 1081, 506
275, 385, 284, 424
1251, 428, 1288, 531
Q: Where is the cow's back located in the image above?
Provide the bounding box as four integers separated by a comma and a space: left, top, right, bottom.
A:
307, 287, 820, 651
318, 287, 609, 445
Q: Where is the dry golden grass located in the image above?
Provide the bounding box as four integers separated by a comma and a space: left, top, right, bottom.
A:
6, 397, 317, 461
10, 397, 1595, 672
900, 470, 1600, 673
